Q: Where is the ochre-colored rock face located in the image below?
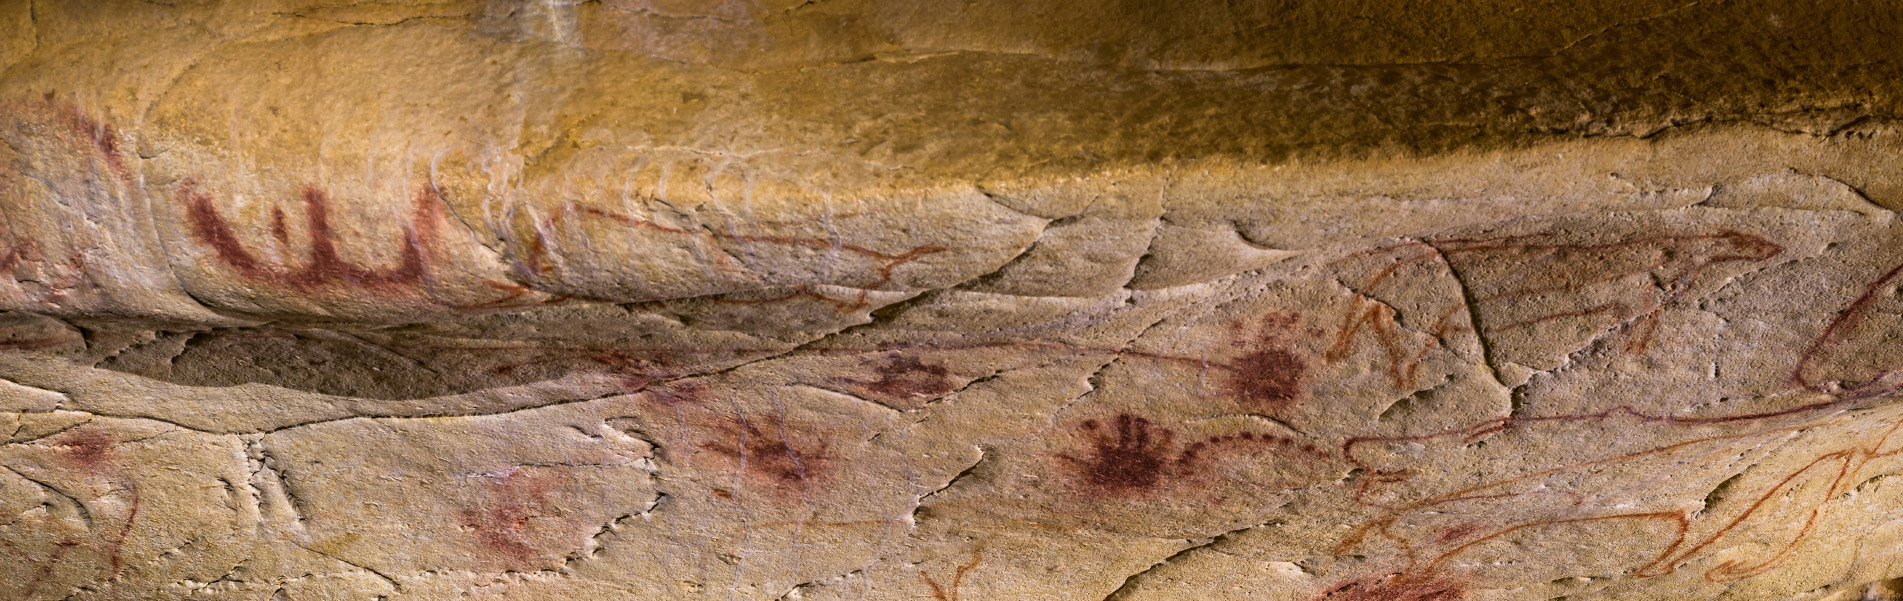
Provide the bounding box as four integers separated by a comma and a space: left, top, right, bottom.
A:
4, 1, 1903, 600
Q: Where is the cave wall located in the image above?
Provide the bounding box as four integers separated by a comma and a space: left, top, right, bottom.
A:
3, 1, 1903, 599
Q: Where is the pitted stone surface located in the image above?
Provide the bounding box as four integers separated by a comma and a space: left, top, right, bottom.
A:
4, 2, 1903, 600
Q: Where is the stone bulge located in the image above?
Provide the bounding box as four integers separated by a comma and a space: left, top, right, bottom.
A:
2, 1, 1903, 600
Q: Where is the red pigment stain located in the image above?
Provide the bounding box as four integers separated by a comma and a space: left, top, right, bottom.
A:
645, 380, 710, 407
66, 107, 127, 177
179, 181, 440, 292
858, 353, 956, 404
1314, 571, 1469, 601
1177, 429, 1330, 471
269, 207, 291, 245
24, 99, 131, 178
1434, 523, 1486, 545
1, 240, 40, 276
698, 416, 829, 495
457, 469, 559, 569
53, 428, 115, 472
1222, 313, 1311, 413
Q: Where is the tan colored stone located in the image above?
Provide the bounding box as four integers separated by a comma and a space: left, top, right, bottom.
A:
4, 1, 1903, 600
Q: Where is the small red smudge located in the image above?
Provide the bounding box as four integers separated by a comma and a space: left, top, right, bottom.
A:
458, 469, 560, 569
54, 104, 127, 177
1435, 523, 1486, 544
645, 380, 709, 407
270, 207, 291, 245
698, 416, 829, 496
53, 428, 115, 472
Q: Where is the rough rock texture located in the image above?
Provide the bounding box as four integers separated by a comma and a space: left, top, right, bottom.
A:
4, 1, 1903, 600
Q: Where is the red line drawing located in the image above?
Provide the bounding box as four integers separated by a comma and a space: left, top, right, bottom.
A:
516, 201, 944, 290
1435, 229, 1781, 355
712, 284, 875, 313
920, 547, 983, 601
180, 181, 442, 292
1330, 396, 1903, 586
1309, 241, 1903, 593
1794, 259, 1903, 395
4, 425, 143, 600
1326, 230, 1784, 390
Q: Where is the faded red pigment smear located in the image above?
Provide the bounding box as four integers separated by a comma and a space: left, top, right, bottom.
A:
860, 353, 955, 403
458, 469, 557, 569
0, 239, 38, 277
1221, 313, 1310, 413
54, 428, 116, 472
522, 202, 944, 288
1433, 522, 1487, 545
586, 350, 664, 391
14, 426, 143, 598
179, 181, 440, 291
487, 348, 668, 391
453, 278, 575, 310
269, 207, 291, 245
59, 104, 129, 178
1314, 571, 1469, 601
645, 380, 710, 407
698, 416, 829, 495
19, 98, 132, 178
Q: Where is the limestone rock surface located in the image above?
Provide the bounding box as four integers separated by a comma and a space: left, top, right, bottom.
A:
3, 1, 1903, 600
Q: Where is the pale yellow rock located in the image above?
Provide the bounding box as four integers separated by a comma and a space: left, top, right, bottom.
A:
3, 1, 1903, 600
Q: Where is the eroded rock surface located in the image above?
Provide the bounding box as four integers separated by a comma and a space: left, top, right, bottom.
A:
4, 1, 1903, 600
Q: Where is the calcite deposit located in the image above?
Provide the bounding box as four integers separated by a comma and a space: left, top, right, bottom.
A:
3, 1, 1903, 600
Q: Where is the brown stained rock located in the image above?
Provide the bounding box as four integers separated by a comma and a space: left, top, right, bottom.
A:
3, 2, 1903, 600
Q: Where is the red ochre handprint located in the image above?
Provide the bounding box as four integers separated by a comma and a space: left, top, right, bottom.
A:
1060, 414, 1177, 492
1057, 413, 1331, 495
